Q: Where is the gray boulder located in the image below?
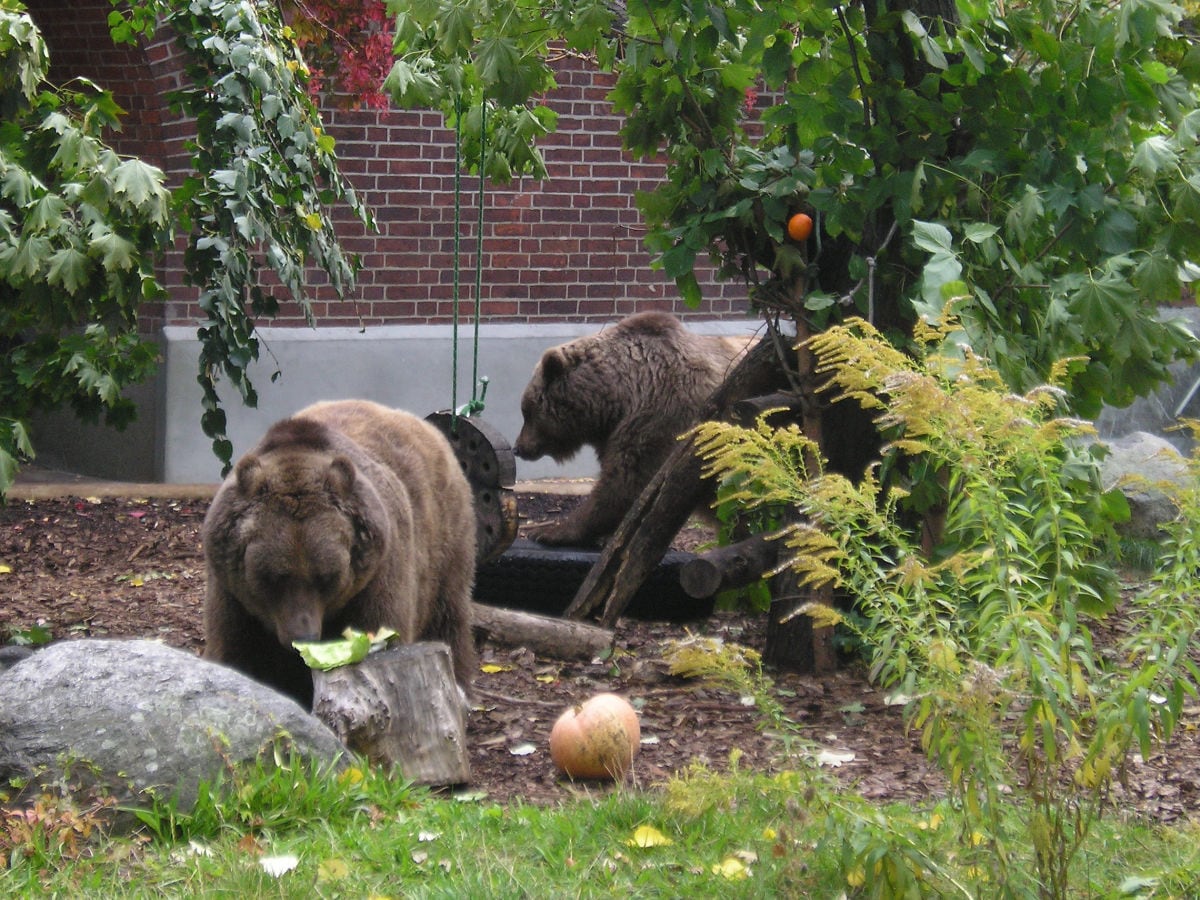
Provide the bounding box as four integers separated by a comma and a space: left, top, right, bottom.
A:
0, 644, 33, 672
1095, 306, 1200, 457
1098, 431, 1190, 539
0, 639, 346, 821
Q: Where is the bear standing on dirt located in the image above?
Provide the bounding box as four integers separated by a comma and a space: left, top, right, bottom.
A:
201, 400, 477, 709
514, 311, 752, 547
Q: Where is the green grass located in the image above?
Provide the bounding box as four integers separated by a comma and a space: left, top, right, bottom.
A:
3, 755, 1199, 898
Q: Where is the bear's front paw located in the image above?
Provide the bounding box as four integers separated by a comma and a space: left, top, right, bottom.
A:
528, 520, 605, 548
525, 520, 573, 545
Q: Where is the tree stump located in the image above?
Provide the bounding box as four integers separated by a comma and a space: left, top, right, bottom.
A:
311, 642, 470, 786
763, 577, 837, 674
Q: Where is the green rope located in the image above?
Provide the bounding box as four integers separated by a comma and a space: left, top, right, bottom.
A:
449, 96, 489, 429
451, 96, 463, 429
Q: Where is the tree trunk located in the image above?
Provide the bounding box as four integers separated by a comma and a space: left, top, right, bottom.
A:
563, 334, 794, 626
761, 314, 838, 673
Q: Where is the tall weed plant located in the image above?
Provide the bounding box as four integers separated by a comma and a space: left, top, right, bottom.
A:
694, 318, 1200, 899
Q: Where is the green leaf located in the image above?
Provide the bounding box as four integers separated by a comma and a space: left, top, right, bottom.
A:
382, 59, 441, 108
1141, 60, 1169, 85
46, 245, 90, 293
661, 240, 697, 280
911, 220, 953, 255
438, 4, 475, 54
25, 193, 66, 233
1095, 207, 1138, 256
474, 36, 541, 106
89, 228, 137, 272
111, 159, 168, 215
1131, 135, 1176, 178
962, 223, 998, 243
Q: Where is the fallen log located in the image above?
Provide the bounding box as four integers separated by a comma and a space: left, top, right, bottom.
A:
679, 532, 782, 599
312, 642, 470, 786
470, 601, 613, 661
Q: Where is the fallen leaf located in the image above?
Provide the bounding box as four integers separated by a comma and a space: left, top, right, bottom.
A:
317, 858, 350, 881
816, 748, 856, 767
0, 564, 11, 574
626, 825, 673, 848
481, 664, 513, 674
260, 854, 299, 877
508, 742, 536, 756
711, 856, 751, 880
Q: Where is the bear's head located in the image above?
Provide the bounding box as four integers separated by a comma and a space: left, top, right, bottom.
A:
514, 341, 618, 463
219, 442, 388, 650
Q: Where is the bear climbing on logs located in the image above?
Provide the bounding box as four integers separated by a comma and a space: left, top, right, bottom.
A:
201, 399, 477, 709
514, 311, 751, 547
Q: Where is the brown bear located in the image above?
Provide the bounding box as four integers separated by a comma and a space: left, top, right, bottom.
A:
201, 399, 477, 709
514, 311, 752, 546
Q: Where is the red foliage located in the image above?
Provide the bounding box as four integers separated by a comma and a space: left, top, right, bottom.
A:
283, 0, 393, 110
743, 87, 758, 116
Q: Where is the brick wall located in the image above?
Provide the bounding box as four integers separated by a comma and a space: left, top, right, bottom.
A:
35, 2, 749, 332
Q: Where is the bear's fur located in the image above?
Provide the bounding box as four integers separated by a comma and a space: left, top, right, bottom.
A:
514, 311, 752, 546
201, 399, 476, 708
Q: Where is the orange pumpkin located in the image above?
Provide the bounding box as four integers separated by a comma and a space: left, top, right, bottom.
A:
549, 692, 641, 779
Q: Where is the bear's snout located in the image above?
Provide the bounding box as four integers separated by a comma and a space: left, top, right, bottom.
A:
274, 605, 324, 649
513, 428, 542, 461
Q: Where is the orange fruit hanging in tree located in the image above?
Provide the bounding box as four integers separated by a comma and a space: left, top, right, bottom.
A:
787, 212, 814, 242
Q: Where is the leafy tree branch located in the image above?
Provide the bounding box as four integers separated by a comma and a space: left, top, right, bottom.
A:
0, 1, 170, 490
111, 0, 374, 472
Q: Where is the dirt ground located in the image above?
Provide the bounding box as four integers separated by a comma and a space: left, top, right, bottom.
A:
2, 488, 1199, 822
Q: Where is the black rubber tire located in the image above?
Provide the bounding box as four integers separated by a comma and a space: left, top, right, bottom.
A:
475, 539, 714, 622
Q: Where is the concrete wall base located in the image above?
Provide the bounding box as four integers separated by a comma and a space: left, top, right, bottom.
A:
30, 319, 762, 485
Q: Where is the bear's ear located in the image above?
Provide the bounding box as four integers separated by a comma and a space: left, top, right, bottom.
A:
540, 346, 573, 381
234, 455, 266, 496
325, 455, 357, 498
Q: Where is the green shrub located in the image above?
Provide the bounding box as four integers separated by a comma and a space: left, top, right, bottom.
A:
694, 317, 1200, 899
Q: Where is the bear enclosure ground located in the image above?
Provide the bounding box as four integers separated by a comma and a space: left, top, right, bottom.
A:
1, 490, 1200, 821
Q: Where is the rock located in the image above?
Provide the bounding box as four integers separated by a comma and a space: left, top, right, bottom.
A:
0, 639, 346, 824
1098, 431, 1190, 539
0, 644, 33, 672
1095, 307, 1200, 457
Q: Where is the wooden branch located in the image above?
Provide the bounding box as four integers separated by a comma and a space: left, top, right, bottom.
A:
312, 643, 470, 786
731, 391, 803, 425
563, 336, 794, 627
679, 533, 782, 599
470, 601, 613, 661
